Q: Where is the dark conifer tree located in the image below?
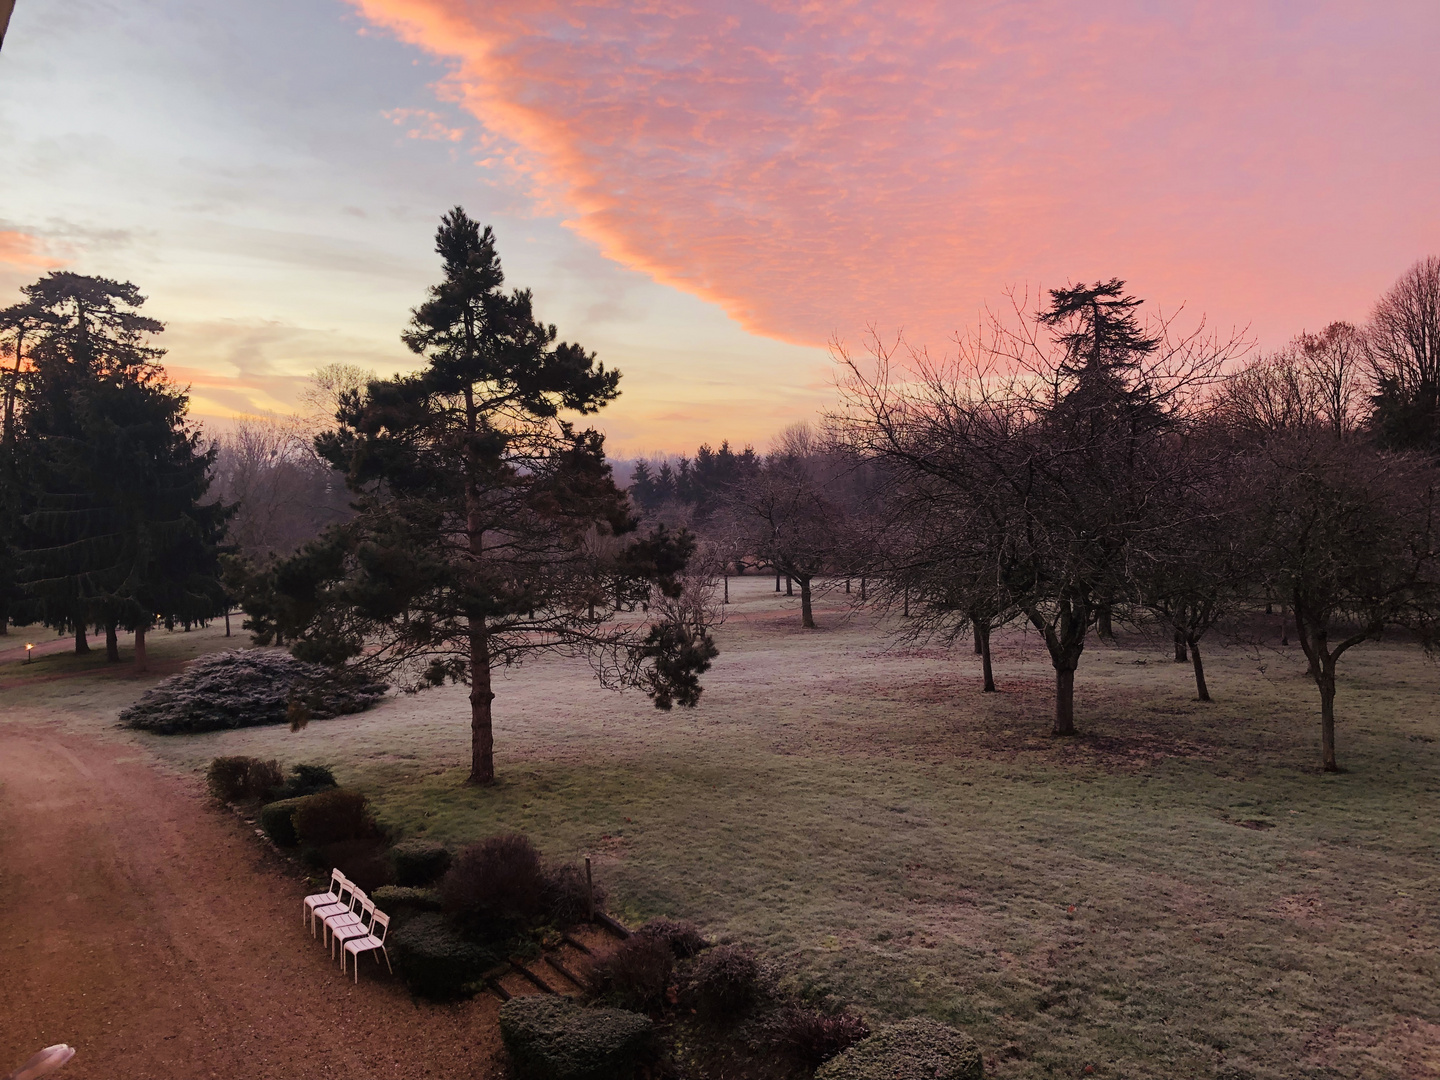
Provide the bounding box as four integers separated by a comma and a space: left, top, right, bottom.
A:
267, 208, 715, 784
11, 272, 228, 664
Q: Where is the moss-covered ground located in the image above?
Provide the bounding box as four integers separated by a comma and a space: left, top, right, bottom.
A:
3, 577, 1437, 1079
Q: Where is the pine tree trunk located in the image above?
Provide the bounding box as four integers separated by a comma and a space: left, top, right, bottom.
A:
1280, 601, 1289, 646
979, 623, 995, 692
845, 578, 851, 594
785, 575, 793, 596
860, 576, 867, 602
799, 576, 815, 628
1097, 604, 1114, 640
74, 624, 90, 655
1174, 628, 1188, 662
1053, 666, 1076, 735
133, 624, 147, 672
723, 573, 729, 604
469, 615, 496, 785
903, 585, 909, 618
775, 571, 781, 592
1190, 638, 1210, 701
224, 608, 231, 637
105, 621, 120, 663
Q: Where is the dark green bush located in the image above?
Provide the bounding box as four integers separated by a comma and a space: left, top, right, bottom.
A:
777, 1008, 871, 1068
388, 912, 495, 1000
813, 1018, 983, 1080
441, 833, 546, 932
685, 944, 761, 1022
390, 838, 452, 887
588, 934, 674, 1013
372, 885, 444, 915
206, 756, 283, 802
500, 996, 653, 1080
272, 763, 337, 800
307, 837, 392, 891
258, 797, 305, 847
292, 789, 378, 846
542, 862, 606, 926
636, 917, 708, 959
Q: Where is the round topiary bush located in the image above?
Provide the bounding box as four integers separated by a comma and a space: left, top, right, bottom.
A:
684, 943, 762, 1022
390, 838, 452, 887
388, 912, 495, 1000
500, 995, 653, 1080
636, 917, 709, 959
372, 885, 444, 917
814, 1017, 983, 1080
119, 650, 386, 734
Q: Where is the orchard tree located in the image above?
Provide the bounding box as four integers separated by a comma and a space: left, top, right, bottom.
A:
266, 208, 715, 784
1245, 432, 1440, 771
839, 282, 1238, 734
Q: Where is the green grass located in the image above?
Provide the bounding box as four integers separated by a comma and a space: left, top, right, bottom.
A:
5, 580, 1438, 1079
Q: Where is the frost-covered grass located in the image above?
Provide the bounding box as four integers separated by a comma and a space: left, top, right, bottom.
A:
4, 578, 1438, 1079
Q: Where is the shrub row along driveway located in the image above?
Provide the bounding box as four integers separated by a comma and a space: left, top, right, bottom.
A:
0, 725, 501, 1080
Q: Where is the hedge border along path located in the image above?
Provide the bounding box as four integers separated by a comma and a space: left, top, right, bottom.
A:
120, 649, 386, 734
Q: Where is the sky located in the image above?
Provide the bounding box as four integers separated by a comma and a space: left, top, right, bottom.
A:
2, 1, 1438, 456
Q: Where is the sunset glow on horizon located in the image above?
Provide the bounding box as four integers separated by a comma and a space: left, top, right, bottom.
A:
3, 1, 1439, 454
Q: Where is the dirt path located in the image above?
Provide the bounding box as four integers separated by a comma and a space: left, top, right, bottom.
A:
0, 725, 502, 1080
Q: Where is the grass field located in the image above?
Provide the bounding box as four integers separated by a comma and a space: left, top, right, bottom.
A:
4, 577, 1438, 1079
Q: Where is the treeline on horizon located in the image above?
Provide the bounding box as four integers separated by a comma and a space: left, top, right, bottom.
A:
3, 213, 1439, 779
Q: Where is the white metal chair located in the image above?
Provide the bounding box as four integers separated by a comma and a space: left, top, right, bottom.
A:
309, 878, 358, 940
303, 869, 347, 935
342, 910, 392, 982
327, 896, 375, 961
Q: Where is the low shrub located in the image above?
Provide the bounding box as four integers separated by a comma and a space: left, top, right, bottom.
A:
292, 789, 378, 846
685, 944, 762, 1022
206, 756, 283, 802
390, 838, 452, 887
441, 833, 546, 931
542, 862, 606, 926
119, 650, 386, 734
308, 837, 392, 891
636, 917, 708, 959
388, 912, 495, 1000
372, 885, 444, 916
258, 797, 305, 847
272, 763, 337, 800
813, 1018, 983, 1080
500, 996, 653, 1080
588, 934, 674, 1013
777, 1008, 871, 1068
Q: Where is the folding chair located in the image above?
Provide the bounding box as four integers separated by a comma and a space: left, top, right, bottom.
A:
309, 878, 358, 940
342, 910, 392, 982
303, 869, 347, 935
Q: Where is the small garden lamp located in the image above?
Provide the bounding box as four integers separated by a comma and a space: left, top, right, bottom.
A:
24, 642, 34, 663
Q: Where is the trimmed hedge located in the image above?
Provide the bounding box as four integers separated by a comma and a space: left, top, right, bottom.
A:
258, 797, 305, 848
814, 1018, 983, 1080
292, 789, 377, 846
372, 885, 444, 915
207, 756, 283, 803
500, 996, 653, 1080
390, 839, 452, 887
388, 912, 495, 1000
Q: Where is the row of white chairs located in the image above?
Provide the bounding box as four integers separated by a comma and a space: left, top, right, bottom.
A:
302, 869, 392, 982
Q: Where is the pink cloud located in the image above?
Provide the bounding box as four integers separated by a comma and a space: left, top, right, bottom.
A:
348, 1, 1440, 351
0, 231, 62, 272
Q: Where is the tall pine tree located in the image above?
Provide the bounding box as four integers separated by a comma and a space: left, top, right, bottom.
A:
267, 208, 715, 784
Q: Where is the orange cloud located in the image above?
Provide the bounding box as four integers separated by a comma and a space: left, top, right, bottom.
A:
348, 1, 1440, 352
0, 230, 62, 272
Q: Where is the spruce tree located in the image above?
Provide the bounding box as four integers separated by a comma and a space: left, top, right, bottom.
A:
12, 272, 227, 664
